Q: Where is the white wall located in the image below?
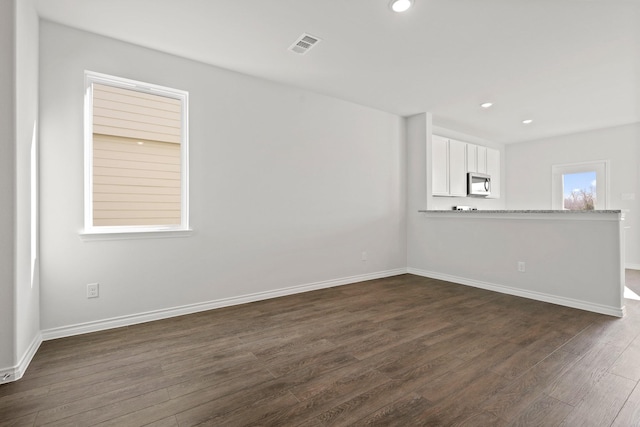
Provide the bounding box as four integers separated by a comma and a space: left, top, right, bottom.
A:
0, 0, 16, 374
408, 212, 624, 316
506, 123, 640, 267
0, 0, 41, 383
14, 0, 40, 374
39, 22, 406, 332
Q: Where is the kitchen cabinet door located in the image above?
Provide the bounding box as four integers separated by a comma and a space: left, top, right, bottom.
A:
486, 147, 500, 199
449, 139, 467, 196
432, 135, 449, 196
477, 146, 487, 174
466, 144, 477, 172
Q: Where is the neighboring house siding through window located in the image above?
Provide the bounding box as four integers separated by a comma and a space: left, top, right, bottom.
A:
84, 73, 189, 233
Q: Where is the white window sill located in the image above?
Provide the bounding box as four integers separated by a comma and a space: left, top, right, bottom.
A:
79, 228, 193, 242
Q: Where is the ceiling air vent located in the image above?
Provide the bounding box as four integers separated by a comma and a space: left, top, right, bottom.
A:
288, 33, 321, 55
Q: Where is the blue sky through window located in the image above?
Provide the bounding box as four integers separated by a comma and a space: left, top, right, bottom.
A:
563, 171, 596, 198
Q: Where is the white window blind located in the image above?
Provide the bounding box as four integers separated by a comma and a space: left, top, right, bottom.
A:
85, 72, 189, 233
92, 134, 181, 226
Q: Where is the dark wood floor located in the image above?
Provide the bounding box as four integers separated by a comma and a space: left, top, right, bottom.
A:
2, 272, 640, 426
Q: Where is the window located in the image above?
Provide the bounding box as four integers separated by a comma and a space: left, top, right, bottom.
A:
84, 71, 189, 236
552, 161, 609, 210
562, 171, 596, 210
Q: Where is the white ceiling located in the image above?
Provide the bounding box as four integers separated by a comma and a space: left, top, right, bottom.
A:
35, 0, 640, 144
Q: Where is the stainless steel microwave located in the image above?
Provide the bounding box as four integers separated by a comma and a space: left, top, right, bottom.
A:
467, 172, 491, 197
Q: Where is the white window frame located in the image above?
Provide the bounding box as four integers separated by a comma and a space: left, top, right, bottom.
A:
82, 71, 190, 239
551, 160, 610, 210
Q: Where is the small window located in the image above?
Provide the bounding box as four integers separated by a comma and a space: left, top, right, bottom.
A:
562, 171, 596, 210
84, 72, 189, 235
552, 161, 608, 210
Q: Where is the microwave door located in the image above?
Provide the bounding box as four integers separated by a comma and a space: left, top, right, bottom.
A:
468, 173, 491, 196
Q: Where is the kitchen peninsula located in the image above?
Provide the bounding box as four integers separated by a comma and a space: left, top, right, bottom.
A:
410, 209, 625, 317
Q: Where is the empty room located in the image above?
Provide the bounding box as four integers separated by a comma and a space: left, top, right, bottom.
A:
1, 0, 639, 425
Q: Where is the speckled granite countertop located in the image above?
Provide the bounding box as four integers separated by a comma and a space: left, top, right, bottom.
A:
418, 210, 622, 214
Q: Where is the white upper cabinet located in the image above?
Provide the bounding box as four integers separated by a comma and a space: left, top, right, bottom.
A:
432, 135, 449, 196
477, 146, 487, 174
466, 144, 477, 173
467, 144, 487, 175
486, 147, 500, 199
449, 139, 467, 197
432, 135, 500, 199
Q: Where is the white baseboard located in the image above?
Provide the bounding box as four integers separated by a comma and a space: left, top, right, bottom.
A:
626, 263, 640, 271
0, 332, 43, 385
42, 268, 408, 341
407, 268, 625, 318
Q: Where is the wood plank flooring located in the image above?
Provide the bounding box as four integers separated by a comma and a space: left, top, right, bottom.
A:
2, 271, 640, 426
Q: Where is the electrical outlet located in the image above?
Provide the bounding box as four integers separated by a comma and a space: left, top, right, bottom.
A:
361, 251, 367, 262
87, 283, 99, 298
517, 262, 526, 272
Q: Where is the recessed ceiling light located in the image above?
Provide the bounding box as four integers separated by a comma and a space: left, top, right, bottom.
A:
480, 102, 493, 109
522, 119, 533, 124
390, 0, 413, 12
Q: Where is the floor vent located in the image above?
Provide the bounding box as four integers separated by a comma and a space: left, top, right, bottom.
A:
288, 33, 321, 55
